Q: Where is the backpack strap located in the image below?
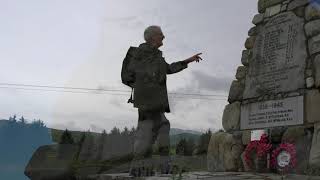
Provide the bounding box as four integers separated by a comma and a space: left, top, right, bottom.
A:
127, 87, 134, 104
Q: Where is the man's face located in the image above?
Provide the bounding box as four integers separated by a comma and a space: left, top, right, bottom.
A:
152, 30, 165, 48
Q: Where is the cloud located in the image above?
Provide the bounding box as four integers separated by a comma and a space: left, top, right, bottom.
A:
168, 70, 231, 104
104, 16, 144, 29
0, 0, 258, 133
50, 105, 138, 133
104, 16, 137, 22
50, 120, 79, 131
191, 70, 233, 92
165, 70, 230, 131
166, 98, 226, 132
90, 124, 105, 133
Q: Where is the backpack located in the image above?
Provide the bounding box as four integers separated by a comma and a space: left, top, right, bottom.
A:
121, 46, 139, 103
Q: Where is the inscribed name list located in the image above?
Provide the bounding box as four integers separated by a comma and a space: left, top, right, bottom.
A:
243, 12, 307, 99
240, 96, 303, 130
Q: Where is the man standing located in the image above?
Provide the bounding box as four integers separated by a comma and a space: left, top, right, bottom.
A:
121, 25, 202, 176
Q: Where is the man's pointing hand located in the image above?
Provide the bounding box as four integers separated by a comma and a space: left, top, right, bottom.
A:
184, 53, 203, 64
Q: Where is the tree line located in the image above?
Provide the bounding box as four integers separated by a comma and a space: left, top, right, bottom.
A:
59, 127, 213, 156
174, 129, 212, 156
58, 126, 136, 144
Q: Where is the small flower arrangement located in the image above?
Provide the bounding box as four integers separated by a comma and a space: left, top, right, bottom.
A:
244, 134, 272, 168
270, 142, 297, 172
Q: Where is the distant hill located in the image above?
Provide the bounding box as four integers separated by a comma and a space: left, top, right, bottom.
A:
170, 128, 202, 136
51, 127, 203, 143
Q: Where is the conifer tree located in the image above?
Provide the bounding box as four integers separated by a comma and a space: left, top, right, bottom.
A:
129, 127, 136, 136
19, 116, 26, 124
96, 130, 107, 160
185, 138, 195, 156
176, 138, 187, 155
197, 129, 212, 154
110, 126, 120, 135
78, 132, 86, 146
59, 129, 74, 144
122, 127, 129, 136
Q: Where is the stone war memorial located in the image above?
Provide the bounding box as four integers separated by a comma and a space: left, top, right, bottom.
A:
22, 0, 320, 179
207, 0, 320, 175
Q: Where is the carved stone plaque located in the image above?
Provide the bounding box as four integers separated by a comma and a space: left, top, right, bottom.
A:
240, 96, 303, 130
243, 12, 307, 99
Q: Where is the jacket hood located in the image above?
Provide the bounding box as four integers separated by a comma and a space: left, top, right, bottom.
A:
138, 42, 161, 54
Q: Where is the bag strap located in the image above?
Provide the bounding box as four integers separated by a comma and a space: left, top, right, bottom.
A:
127, 87, 134, 103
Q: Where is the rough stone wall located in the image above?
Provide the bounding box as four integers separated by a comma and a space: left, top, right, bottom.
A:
207, 132, 243, 172
208, 0, 320, 174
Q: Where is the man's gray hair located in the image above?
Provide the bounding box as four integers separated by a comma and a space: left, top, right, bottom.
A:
144, 25, 162, 42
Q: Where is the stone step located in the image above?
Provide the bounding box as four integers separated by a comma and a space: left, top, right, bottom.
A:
84, 171, 320, 180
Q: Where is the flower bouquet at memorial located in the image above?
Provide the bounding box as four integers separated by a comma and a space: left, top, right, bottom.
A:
270, 142, 297, 174
244, 134, 272, 172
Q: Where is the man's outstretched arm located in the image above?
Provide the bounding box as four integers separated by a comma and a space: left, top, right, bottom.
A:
166, 53, 203, 74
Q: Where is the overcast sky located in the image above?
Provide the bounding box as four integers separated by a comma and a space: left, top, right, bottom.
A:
0, 0, 257, 133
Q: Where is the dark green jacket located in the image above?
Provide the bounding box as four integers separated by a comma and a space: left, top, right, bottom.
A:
122, 43, 188, 112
